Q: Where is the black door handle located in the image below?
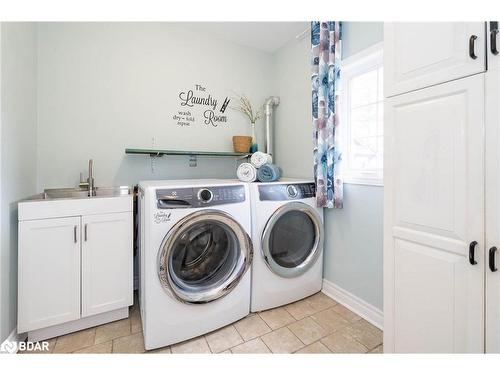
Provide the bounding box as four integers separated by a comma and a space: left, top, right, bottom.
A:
469, 241, 478, 265
469, 35, 478, 59
491, 29, 499, 55
489, 246, 498, 272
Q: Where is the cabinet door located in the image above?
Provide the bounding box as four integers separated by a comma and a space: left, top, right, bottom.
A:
384, 22, 486, 97
81, 212, 133, 317
384, 74, 485, 353
486, 66, 500, 353
18, 217, 81, 333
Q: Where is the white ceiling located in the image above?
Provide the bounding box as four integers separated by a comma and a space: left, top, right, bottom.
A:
181, 22, 309, 53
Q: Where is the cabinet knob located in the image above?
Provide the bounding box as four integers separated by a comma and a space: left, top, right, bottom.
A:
469, 35, 478, 59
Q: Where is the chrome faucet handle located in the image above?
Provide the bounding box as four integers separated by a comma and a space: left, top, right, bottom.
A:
78, 172, 89, 189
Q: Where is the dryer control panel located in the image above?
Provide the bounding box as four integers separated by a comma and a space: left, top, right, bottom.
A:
156, 185, 245, 209
259, 183, 316, 201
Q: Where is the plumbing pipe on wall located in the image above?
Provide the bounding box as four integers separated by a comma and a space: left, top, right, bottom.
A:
264, 96, 280, 156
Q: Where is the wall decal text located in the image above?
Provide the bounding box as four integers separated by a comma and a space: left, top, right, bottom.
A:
173, 84, 230, 127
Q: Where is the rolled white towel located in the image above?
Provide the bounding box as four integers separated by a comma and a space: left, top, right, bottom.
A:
237, 163, 258, 182
251, 151, 273, 168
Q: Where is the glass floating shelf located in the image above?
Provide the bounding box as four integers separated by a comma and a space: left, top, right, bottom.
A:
125, 148, 252, 158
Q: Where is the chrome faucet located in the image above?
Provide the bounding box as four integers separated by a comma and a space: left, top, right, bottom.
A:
88, 159, 95, 196
79, 159, 95, 196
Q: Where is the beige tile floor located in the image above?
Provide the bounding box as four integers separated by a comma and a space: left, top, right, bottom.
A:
19, 292, 383, 354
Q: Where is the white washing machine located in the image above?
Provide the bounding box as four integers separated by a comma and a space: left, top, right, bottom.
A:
138, 179, 252, 350
249, 179, 324, 312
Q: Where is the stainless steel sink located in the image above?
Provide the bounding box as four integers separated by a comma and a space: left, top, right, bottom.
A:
25, 186, 131, 201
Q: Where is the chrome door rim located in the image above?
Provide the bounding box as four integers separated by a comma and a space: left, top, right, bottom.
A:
261, 202, 323, 278
158, 210, 253, 304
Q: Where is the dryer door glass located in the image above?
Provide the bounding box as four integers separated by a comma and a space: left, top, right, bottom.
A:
270, 211, 315, 267
158, 210, 252, 304
262, 202, 323, 278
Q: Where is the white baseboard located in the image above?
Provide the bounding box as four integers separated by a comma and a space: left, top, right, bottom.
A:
28, 307, 128, 342
322, 279, 383, 330
0, 328, 27, 354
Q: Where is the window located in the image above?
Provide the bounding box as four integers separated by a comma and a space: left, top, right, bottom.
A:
340, 43, 383, 186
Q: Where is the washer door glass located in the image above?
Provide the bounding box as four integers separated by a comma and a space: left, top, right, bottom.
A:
158, 210, 252, 304
262, 202, 323, 278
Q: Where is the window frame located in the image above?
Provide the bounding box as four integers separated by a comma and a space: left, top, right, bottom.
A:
340, 42, 384, 187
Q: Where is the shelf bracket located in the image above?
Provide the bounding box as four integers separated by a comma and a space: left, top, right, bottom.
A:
149, 152, 163, 158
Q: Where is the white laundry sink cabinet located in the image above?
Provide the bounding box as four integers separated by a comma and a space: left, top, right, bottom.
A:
17, 194, 133, 341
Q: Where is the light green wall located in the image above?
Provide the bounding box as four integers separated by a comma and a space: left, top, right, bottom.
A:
36, 23, 274, 189
323, 184, 383, 309
0, 22, 38, 342
272, 22, 384, 310
342, 22, 384, 59
272, 28, 312, 180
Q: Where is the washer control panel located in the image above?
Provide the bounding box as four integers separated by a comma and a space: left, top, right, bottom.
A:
156, 185, 245, 209
259, 183, 316, 201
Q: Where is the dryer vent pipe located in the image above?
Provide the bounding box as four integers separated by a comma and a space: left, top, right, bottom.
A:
264, 96, 280, 157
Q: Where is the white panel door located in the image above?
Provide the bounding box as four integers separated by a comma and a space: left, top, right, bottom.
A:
18, 217, 81, 333
384, 22, 486, 97
81, 212, 133, 317
486, 66, 500, 353
384, 74, 485, 353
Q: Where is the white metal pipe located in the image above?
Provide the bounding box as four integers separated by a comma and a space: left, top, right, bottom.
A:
264, 96, 280, 156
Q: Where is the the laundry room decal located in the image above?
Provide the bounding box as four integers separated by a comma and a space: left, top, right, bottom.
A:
173, 83, 230, 127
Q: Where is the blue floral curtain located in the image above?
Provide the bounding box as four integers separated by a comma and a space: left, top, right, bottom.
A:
311, 21, 343, 209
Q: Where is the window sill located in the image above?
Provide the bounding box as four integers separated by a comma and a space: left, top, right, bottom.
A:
342, 176, 384, 187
